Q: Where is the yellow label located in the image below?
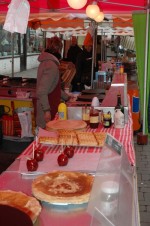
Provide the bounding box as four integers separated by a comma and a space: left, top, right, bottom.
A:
82, 113, 90, 121
90, 116, 99, 123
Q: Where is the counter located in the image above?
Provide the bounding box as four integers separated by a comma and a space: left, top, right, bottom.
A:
0, 73, 140, 226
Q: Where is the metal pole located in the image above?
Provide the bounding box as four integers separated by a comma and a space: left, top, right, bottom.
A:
11, 33, 14, 77
91, 21, 97, 88
143, 1, 149, 134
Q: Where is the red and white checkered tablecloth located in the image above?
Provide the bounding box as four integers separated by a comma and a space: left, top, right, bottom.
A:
18, 106, 135, 175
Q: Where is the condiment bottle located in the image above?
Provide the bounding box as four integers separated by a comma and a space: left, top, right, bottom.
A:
120, 65, 124, 74
58, 101, 67, 120
114, 91, 125, 128
89, 107, 99, 129
103, 112, 112, 128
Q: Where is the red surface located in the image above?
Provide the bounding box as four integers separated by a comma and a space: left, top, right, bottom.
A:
0, 0, 147, 14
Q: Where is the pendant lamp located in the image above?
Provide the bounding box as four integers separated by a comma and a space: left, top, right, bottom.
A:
86, 1, 100, 19
94, 11, 104, 22
67, 0, 87, 9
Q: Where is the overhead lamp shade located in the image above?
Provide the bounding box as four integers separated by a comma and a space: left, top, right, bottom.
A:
94, 12, 104, 22
86, 4, 100, 19
67, 0, 87, 9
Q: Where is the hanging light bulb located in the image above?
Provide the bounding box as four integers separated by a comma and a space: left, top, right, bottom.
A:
67, 0, 87, 9
86, 1, 100, 19
94, 11, 104, 22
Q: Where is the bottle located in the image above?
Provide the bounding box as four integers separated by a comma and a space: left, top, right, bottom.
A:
89, 107, 99, 129
114, 91, 125, 128
120, 65, 124, 74
58, 102, 67, 120
103, 112, 112, 128
115, 91, 124, 114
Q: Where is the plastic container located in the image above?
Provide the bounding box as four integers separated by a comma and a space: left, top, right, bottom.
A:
100, 181, 119, 217
58, 102, 67, 120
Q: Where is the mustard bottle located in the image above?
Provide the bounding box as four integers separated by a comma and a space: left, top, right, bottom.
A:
58, 102, 67, 120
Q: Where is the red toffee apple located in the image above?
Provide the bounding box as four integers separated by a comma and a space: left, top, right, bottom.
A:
26, 158, 38, 171
57, 153, 68, 166
64, 146, 75, 158
34, 149, 44, 162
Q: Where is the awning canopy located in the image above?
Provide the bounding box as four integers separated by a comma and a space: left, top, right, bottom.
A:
0, 0, 147, 35
0, 0, 147, 15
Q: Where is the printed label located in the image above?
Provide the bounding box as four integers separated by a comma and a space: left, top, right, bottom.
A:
58, 112, 64, 119
90, 116, 99, 123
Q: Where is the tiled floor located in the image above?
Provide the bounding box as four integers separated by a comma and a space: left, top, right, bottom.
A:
134, 136, 150, 226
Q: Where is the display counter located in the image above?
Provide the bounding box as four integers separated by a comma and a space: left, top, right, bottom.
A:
0, 73, 140, 226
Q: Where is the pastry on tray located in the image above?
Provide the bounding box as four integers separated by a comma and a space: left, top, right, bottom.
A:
39, 136, 58, 145
58, 135, 78, 146
32, 171, 94, 204
94, 132, 107, 146
76, 131, 98, 146
0, 190, 41, 223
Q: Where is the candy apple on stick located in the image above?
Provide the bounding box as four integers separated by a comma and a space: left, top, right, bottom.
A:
57, 139, 68, 166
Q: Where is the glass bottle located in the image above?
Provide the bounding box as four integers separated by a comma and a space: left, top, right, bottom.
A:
114, 91, 125, 128
115, 91, 124, 114
89, 107, 99, 129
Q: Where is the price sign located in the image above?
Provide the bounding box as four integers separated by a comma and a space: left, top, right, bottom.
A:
105, 134, 122, 155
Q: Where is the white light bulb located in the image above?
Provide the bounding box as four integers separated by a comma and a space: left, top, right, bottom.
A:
67, 0, 87, 9
94, 12, 104, 22
86, 4, 100, 19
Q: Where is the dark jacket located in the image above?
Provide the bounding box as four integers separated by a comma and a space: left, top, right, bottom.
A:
75, 48, 92, 87
67, 45, 82, 64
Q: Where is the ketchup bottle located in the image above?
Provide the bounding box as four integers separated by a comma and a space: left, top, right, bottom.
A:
89, 107, 99, 129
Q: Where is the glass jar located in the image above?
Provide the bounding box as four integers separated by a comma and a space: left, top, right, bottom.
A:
90, 107, 99, 129
82, 106, 90, 125
103, 113, 112, 128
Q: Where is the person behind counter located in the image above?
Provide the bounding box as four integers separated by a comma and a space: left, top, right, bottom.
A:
67, 36, 82, 65
72, 33, 93, 91
36, 36, 69, 129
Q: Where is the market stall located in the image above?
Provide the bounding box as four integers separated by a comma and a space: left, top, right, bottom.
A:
0, 72, 140, 225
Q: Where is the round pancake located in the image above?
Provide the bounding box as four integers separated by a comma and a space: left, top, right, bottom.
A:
46, 120, 87, 131
32, 171, 94, 204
